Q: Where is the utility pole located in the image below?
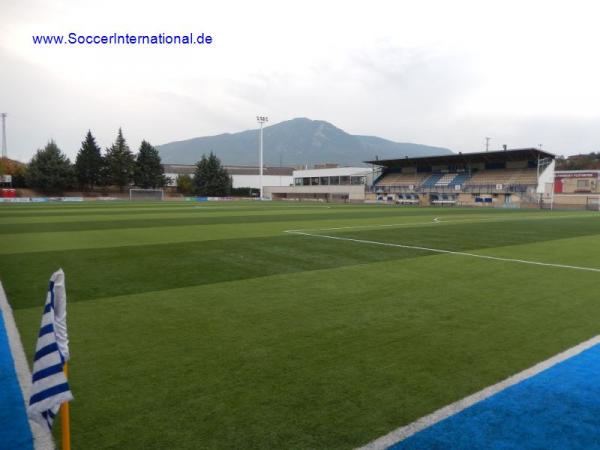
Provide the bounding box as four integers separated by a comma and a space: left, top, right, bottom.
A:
1, 113, 7, 159
256, 115, 268, 199
485, 137, 490, 152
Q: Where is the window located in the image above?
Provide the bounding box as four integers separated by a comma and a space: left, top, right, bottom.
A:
351, 176, 364, 185
340, 176, 350, 185
577, 179, 590, 188
302, 178, 310, 186
311, 177, 320, 185
294, 178, 302, 186
329, 176, 340, 185
320, 177, 329, 185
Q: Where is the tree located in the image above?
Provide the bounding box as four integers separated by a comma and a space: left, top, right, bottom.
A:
104, 128, 135, 191
12, 165, 28, 188
0, 158, 28, 187
134, 140, 166, 188
176, 174, 194, 195
193, 152, 232, 196
27, 141, 74, 193
74, 130, 103, 190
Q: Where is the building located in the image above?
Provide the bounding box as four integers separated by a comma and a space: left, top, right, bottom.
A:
162, 164, 294, 189
366, 148, 555, 207
264, 167, 372, 201
552, 170, 600, 209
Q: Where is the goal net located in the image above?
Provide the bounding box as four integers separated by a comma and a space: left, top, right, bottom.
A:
129, 188, 165, 201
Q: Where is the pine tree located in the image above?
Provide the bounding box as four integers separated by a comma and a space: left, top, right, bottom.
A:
193, 152, 232, 196
27, 141, 74, 193
104, 128, 135, 192
74, 130, 103, 190
134, 140, 166, 188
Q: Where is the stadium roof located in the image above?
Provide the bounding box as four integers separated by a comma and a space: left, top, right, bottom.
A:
365, 148, 555, 168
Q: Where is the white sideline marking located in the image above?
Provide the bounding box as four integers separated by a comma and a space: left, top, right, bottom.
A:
0, 281, 55, 450
287, 230, 600, 273
357, 334, 600, 450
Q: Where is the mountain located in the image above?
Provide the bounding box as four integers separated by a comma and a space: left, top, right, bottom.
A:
156, 118, 452, 166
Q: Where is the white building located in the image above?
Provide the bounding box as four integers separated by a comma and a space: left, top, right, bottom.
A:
264, 166, 372, 201
162, 164, 294, 189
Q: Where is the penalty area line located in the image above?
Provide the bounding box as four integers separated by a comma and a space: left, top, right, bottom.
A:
285, 230, 600, 273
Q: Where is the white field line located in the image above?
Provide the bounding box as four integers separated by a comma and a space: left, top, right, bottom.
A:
287, 230, 600, 273
284, 212, 598, 233
0, 281, 54, 450
357, 334, 600, 450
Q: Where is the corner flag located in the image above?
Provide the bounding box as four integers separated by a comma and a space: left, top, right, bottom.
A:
27, 269, 73, 429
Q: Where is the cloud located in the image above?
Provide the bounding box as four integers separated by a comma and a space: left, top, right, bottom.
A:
2, 0, 600, 161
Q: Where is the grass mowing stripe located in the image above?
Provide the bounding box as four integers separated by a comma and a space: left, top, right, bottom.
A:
289, 231, 600, 273
0, 234, 429, 309
0, 207, 346, 225
0, 204, 341, 219
0, 203, 526, 219
326, 215, 600, 252
3, 210, 526, 234
286, 211, 600, 233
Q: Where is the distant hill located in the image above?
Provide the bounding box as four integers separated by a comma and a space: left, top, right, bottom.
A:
157, 118, 452, 166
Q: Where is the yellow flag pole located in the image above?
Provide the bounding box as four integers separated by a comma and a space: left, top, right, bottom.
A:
61, 362, 71, 450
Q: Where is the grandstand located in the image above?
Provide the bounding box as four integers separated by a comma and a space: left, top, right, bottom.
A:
367, 148, 554, 207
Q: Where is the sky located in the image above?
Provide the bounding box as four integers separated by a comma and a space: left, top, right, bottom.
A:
2, 0, 600, 162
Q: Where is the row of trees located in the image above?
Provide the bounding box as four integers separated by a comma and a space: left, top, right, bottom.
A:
4, 129, 236, 196
556, 152, 600, 170
26, 129, 167, 193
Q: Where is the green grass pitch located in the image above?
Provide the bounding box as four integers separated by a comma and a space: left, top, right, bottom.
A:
1, 201, 600, 449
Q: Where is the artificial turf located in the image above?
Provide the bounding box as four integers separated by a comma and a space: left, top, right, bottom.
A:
1, 201, 599, 449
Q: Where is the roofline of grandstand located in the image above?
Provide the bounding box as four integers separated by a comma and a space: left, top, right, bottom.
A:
365, 148, 555, 168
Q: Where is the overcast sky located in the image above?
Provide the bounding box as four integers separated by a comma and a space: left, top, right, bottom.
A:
2, 0, 600, 162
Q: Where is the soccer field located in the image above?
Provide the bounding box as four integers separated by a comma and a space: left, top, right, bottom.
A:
1, 201, 600, 449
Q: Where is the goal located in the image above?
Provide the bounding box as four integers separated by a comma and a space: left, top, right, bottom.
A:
129, 188, 165, 201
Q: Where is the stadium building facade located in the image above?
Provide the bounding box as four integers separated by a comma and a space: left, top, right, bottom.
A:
552, 170, 600, 210
367, 148, 555, 207
264, 167, 372, 201
162, 164, 294, 189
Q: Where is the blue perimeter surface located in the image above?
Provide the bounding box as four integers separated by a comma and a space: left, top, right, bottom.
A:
391, 343, 600, 450
0, 309, 33, 450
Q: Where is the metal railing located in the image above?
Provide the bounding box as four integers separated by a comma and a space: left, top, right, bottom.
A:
368, 183, 535, 194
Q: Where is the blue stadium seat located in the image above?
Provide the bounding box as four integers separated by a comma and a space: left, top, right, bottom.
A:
422, 174, 443, 187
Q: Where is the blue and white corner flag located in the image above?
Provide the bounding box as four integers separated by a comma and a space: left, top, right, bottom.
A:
27, 269, 73, 429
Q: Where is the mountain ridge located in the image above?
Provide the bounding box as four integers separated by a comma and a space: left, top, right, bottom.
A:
157, 117, 452, 166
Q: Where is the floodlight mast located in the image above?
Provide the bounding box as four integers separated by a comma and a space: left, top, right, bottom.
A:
1, 113, 7, 159
256, 116, 268, 199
